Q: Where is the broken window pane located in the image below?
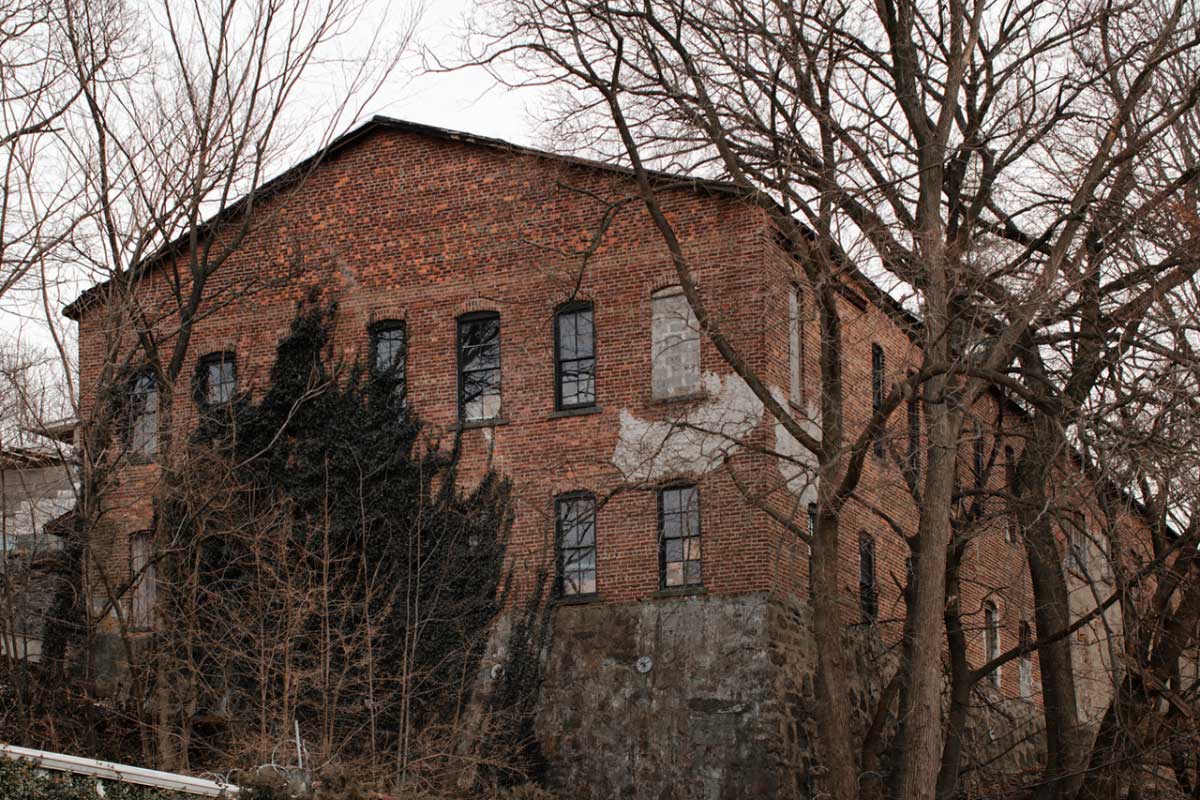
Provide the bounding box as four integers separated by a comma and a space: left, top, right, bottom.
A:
659, 485, 701, 588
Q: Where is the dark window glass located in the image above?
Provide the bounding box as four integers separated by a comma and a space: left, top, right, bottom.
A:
197, 352, 237, 406
659, 485, 701, 588
871, 344, 885, 457
984, 602, 1000, 687
973, 423, 986, 489
555, 304, 596, 409
859, 532, 877, 623
457, 313, 501, 421
370, 322, 407, 403
1005, 446, 1018, 543
807, 503, 817, 539
906, 381, 921, 481
556, 493, 597, 596
129, 370, 158, 456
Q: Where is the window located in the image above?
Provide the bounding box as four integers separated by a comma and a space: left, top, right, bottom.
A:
789, 287, 804, 404
129, 369, 159, 457
130, 531, 156, 630
859, 532, 877, 623
972, 422, 986, 489
871, 344, 885, 457
659, 485, 701, 588
1019, 620, 1034, 699
651, 287, 700, 399
555, 303, 596, 409
1005, 446, 1018, 543
196, 351, 237, 406
556, 493, 597, 597
807, 503, 817, 539
1067, 517, 1089, 572
984, 601, 1001, 688
906, 378, 921, 481
457, 312, 501, 421
370, 321, 407, 403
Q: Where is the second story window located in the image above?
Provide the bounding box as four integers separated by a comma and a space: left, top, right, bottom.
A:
555, 303, 596, 409
984, 601, 1001, 688
370, 321, 407, 403
130, 531, 156, 630
859, 532, 877, 623
906, 379, 921, 481
457, 312, 501, 422
871, 344, 885, 456
651, 286, 700, 400
789, 286, 804, 405
1005, 446, 1018, 543
129, 369, 159, 457
196, 351, 237, 406
659, 484, 701, 588
556, 492, 597, 597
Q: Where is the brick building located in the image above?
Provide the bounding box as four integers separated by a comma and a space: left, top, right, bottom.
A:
66, 117, 1134, 797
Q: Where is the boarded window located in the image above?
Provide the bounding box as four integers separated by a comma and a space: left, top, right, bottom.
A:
659, 485, 701, 588
129, 370, 158, 457
457, 312, 501, 421
556, 493, 597, 596
984, 601, 1001, 688
130, 531, 156, 630
651, 287, 700, 399
789, 287, 804, 404
1019, 620, 1034, 699
556, 303, 596, 409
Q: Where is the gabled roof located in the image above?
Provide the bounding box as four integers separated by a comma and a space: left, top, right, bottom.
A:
62, 115, 746, 320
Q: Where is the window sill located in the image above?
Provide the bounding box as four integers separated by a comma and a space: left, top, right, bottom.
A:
554, 592, 602, 606
126, 454, 158, 467
650, 391, 709, 406
548, 405, 602, 419
652, 585, 707, 599
457, 417, 510, 431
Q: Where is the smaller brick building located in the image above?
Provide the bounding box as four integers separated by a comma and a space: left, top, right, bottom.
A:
66, 117, 1135, 798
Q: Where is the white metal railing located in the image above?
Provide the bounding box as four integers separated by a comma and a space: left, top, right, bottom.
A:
0, 743, 239, 796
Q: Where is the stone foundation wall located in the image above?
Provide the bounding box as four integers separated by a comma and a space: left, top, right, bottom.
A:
512, 592, 1045, 800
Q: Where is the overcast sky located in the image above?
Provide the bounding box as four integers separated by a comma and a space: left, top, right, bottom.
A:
0, 0, 547, 381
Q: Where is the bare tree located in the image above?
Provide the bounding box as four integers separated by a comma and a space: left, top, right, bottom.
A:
467, 1, 1200, 798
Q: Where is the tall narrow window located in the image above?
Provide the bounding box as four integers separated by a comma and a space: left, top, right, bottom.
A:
871, 344, 885, 457
196, 351, 237, 406
659, 485, 701, 588
130, 531, 156, 630
457, 312, 501, 421
651, 287, 700, 399
906, 378, 921, 482
972, 422, 986, 489
984, 601, 1001, 688
789, 287, 804, 404
129, 369, 159, 457
859, 532, 877, 623
1005, 446, 1018, 543
1018, 620, 1034, 699
370, 321, 407, 404
807, 503, 817, 539
556, 493, 597, 597
555, 303, 596, 409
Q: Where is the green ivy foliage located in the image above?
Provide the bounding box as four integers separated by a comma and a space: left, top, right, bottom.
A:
166, 297, 514, 765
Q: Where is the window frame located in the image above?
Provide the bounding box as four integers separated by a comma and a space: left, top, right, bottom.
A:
368, 320, 408, 405
555, 491, 598, 599
456, 311, 502, 422
129, 530, 157, 631
984, 601, 1001, 688
658, 483, 703, 590
194, 350, 238, 407
553, 301, 597, 411
128, 368, 159, 458
1005, 446, 1018, 543
788, 285, 805, 406
1018, 620, 1034, 699
871, 344, 885, 457
906, 374, 921, 482
858, 532, 878, 624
